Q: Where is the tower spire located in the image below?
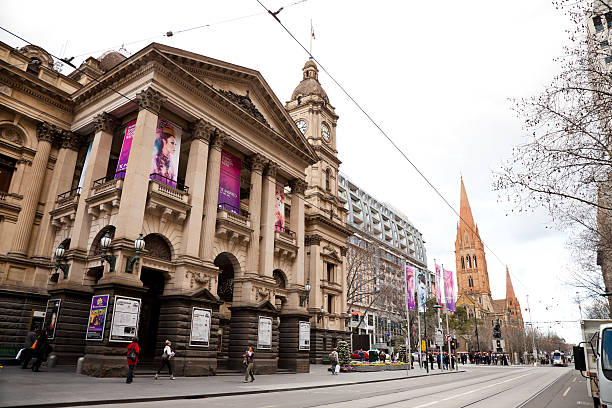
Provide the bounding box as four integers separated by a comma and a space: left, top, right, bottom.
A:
505, 266, 516, 300
459, 176, 475, 230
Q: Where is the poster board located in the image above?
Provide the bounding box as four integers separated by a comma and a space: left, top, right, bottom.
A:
257, 316, 272, 350
86, 295, 109, 341
299, 321, 310, 351
44, 299, 61, 340
189, 307, 211, 347
110, 296, 141, 342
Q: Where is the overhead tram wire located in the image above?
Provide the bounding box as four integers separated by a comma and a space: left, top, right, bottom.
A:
255, 0, 530, 293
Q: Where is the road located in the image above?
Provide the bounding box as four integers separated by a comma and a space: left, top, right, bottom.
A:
70, 366, 589, 408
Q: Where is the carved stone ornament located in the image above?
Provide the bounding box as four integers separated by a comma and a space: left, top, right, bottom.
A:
136, 87, 167, 114
304, 234, 322, 246
60, 131, 82, 152
248, 153, 268, 174
36, 122, 56, 144
290, 179, 307, 196
339, 246, 347, 257
191, 119, 215, 143
211, 130, 230, 150
0, 126, 22, 144
92, 112, 117, 134
186, 270, 211, 290
264, 161, 278, 179
217, 88, 269, 126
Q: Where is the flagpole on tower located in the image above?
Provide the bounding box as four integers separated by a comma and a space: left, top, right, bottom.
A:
310, 19, 314, 56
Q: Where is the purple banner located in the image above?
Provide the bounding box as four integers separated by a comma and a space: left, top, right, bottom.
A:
405, 265, 416, 311
151, 117, 182, 188
115, 120, 136, 177
218, 149, 241, 214
435, 263, 442, 306
86, 295, 109, 341
274, 184, 285, 231
444, 268, 456, 312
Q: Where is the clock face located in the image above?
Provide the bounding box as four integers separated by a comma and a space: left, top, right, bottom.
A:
296, 120, 307, 134
321, 123, 331, 142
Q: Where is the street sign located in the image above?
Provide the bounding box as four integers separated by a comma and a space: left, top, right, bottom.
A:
435, 328, 443, 345
445, 334, 452, 342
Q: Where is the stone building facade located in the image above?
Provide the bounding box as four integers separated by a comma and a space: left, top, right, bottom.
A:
0, 41, 350, 376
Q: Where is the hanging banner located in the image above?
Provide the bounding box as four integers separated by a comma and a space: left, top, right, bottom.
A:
150, 117, 182, 188
115, 120, 137, 177
257, 316, 272, 350
44, 299, 61, 340
78, 141, 93, 189
417, 270, 427, 312
299, 321, 311, 351
110, 296, 141, 342
274, 184, 285, 231
435, 263, 443, 306
405, 264, 416, 311
444, 268, 456, 312
190, 307, 211, 347
217, 149, 241, 214
86, 295, 109, 341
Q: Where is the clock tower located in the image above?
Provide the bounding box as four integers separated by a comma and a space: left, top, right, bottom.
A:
286, 59, 351, 362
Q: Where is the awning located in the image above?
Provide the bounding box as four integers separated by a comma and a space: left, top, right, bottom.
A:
351, 310, 364, 316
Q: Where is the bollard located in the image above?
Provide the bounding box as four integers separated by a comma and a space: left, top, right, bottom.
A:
47, 354, 58, 368
76, 357, 85, 374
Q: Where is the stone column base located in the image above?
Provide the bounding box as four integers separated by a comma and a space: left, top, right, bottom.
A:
279, 313, 310, 373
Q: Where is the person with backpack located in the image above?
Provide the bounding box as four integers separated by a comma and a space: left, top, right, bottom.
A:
329, 348, 339, 375
155, 339, 175, 380
126, 337, 139, 384
243, 346, 255, 383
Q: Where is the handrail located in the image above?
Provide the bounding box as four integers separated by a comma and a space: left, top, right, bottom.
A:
92, 170, 126, 188
56, 186, 81, 203
217, 202, 250, 218
149, 173, 189, 193
276, 225, 295, 237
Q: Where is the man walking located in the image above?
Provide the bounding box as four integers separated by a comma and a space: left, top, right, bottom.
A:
20, 327, 39, 369
329, 348, 339, 375
243, 346, 255, 383
155, 340, 175, 380
126, 337, 139, 384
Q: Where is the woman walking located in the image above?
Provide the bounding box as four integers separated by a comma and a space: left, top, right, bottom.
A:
155, 340, 175, 380
31, 329, 50, 372
126, 337, 139, 384
243, 346, 255, 383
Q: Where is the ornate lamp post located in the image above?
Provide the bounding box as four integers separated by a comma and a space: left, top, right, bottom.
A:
100, 231, 116, 273
299, 280, 311, 307
126, 234, 146, 273
54, 242, 69, 279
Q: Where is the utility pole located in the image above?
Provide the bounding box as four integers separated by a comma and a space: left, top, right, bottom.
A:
526, 294, 537, 366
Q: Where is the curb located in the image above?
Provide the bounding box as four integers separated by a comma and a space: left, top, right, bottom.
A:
6, 369, 465, 408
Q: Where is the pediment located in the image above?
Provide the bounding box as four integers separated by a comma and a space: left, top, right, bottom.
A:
256, 299, 278, 313
190, 287, 222, 304
152, 44, 318, 165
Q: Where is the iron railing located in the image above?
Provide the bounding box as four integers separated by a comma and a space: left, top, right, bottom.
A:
56, 186, 81, 203
92, 170, 126, 188
149, 173, 189, 193
217, 202, 249, 217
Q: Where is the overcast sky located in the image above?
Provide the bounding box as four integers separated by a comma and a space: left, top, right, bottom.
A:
1, 0, 585, 343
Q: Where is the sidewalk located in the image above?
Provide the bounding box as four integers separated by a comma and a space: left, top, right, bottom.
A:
0, 364, 464, 408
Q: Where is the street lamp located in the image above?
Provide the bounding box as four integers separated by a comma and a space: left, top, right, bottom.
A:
100, 231, 116, 273
126, 234, 146, 274
54, 242, 69, 279
299, 280, 311, 307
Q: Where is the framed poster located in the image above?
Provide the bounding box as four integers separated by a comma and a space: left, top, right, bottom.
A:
190, 307, 211, 347
44, 299, 61, 340
110, 296, 141, 342
299, 321, 310, 351
257, 316, 272, 350
86, 295, 109, 341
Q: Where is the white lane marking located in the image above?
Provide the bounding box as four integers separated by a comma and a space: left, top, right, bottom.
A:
411, 371, 535, 408
573, 377, 577, 382
562, 386, 571, 397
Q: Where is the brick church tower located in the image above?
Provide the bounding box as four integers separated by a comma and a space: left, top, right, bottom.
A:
455, 177, 495, 315
505, 266, 523, 322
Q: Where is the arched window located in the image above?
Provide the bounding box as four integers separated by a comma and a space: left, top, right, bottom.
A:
466, 256, 471, 269
473, 255, 477, 268
325, 169, 331, 191
143, 234, 172, 260
461, 256, 465, 269
273, 269, 286, 289
468, 276, 474, 288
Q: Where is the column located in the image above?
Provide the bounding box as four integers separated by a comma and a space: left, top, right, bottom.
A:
181, 119, 214, 257
34, 131, 81, 258
10, 122, 56, 256
289, 179, 307, 286
71, 113, 117, 251
114, 88, 166, 240
200, 130, 229, 260
246, 153, 267, 275
259, 162, 278, 278
8, 158, 30, 195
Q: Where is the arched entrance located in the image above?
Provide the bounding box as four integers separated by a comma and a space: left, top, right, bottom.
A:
214, 252, 238, 368
138, 234, 172, 361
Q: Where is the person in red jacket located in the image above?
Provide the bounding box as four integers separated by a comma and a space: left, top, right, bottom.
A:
126, 337, 139, 384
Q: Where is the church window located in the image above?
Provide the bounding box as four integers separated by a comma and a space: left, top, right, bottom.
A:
325, 169, 331, 191
473, 255, 477, 268
461, 256, 465, 269
468, 276, 474, 288
466, 256, 471, 269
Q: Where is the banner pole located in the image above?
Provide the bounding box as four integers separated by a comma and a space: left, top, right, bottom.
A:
404, 262, 412, 374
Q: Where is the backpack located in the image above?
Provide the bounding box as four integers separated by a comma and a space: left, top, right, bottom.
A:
127, 344, 138, 362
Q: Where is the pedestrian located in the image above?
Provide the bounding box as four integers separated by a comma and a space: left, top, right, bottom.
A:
20, 327, 39, 369
243, 346, 255, 383
155, 339, 175, 380
358, 349, 365, 361
329, 348, 339, 375
379, 350, 386, 363
126, 337, 139, 384
31, 329, 51, 372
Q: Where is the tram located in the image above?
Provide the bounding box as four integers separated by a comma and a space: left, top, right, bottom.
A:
552, 350, 567, 367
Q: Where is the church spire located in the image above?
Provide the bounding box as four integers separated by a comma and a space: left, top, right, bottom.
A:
505, 266, 516, 301
459, 176, 476, 230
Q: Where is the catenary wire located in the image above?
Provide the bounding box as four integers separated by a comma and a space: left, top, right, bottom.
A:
254, 0, 530, 294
